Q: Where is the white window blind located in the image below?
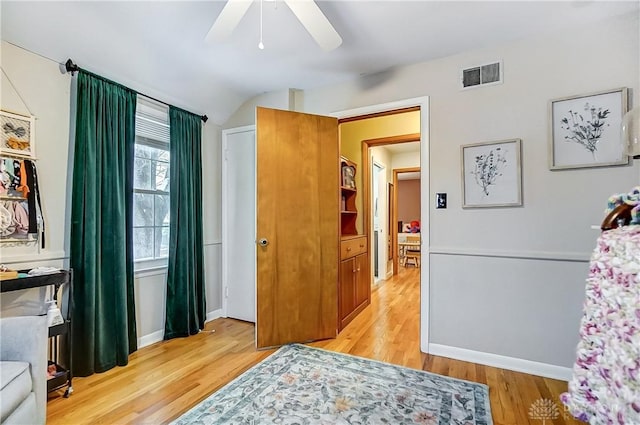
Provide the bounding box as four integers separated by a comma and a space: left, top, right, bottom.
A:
136, 97, 170, 144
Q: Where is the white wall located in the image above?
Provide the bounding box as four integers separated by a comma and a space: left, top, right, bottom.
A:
305, 13, 639, 374
222, 88, 303, 129
202, 119, 223, 322
1, 41, 70, 268
0, 41, 71, 316
0, 41, 222, 347
224, 13, 638, 376
391, 151, 420, 170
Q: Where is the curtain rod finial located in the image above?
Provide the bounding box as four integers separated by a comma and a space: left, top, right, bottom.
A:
202, 115, 208, 123
65, 59, 79, 75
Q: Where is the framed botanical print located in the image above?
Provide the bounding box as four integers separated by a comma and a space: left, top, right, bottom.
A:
549, 88, 628, 170
461, 139, 522, 208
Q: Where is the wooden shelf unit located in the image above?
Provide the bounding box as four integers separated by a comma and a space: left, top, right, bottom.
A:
340, 158, 358, 236
338, 157, 370, 331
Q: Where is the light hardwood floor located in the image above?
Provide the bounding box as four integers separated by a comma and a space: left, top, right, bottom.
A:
47, 267, 582, 425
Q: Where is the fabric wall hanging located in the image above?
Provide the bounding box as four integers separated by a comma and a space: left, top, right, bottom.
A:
0, 156, 44, 245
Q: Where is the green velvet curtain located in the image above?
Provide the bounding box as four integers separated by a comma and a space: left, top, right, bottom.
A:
164, 107, 205, 339
70, 70, 137, 376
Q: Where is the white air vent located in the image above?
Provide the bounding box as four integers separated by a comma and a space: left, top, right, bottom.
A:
461, 60, 503, 89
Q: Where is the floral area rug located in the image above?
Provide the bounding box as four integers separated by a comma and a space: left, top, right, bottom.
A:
172, 344, 493, 425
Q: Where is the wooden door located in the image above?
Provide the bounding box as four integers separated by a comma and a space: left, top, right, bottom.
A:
256, 107, 339, 349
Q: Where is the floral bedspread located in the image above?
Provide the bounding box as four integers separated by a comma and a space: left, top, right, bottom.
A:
561, 225, 640, 424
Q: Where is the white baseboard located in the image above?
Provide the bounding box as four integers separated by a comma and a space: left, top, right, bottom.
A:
428, 343, 572, 381
137, 309, 224, 349
206, 308, 223, 323
138, 330, 164, 349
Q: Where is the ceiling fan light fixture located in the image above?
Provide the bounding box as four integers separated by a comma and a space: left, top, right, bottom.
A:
283, 0, 342, 51
205, 0, 253, 43
206, 0, 341, 52
258, 0, 265, 49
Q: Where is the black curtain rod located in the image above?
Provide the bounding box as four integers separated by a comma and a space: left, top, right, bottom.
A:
65, 59, 208, 123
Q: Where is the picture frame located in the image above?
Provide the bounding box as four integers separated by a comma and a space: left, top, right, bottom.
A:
549, 88, 628, 170
341, 164, 355, 189
1, 110, 36, 159
461, 139, 522, 208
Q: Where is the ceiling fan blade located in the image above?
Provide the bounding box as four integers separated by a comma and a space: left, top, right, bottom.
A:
284, 0, 342, 51
205, 0, 253, 43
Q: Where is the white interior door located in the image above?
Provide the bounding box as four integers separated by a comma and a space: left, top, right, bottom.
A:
222, 126, 256, 322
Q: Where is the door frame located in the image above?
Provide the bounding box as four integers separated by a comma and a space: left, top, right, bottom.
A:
332, 96, 430, 353
221, 124, 256, 320
392, 167, 421, 274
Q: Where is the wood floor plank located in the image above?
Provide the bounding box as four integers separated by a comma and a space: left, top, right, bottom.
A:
46, 266, 583, 424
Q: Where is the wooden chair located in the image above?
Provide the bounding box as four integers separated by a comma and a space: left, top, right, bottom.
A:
601, 203, 634, 231
403, 235, 421, 267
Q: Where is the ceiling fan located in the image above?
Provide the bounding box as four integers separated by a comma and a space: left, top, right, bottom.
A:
205, 0, 342, 52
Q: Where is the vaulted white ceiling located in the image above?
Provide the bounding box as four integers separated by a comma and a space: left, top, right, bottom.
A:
1, 1, 637, 124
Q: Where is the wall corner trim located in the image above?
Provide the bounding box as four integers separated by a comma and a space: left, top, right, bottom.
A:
206, 308, 224, 323
137, 308, 224, 349
428, 343, 572, 381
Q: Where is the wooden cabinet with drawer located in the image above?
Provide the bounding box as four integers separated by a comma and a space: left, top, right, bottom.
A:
340, 236, 367, 259
339, 235, 369, 331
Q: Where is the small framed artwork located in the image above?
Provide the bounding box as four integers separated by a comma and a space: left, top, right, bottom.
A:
549, 87, 628, 170
341, 164, 355, 189
461, 139, 522, 208
1, 110, 36, 159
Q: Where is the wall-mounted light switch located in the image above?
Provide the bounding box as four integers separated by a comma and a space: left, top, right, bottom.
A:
436, 193, 447, 209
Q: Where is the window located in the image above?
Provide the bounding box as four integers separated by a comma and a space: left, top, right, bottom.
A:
133, 97, 170, 264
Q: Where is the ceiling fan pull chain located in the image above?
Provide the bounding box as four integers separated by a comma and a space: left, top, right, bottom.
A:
258, 0, 265, 50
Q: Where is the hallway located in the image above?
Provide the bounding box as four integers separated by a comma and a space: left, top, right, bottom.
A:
311, 266, 422, 368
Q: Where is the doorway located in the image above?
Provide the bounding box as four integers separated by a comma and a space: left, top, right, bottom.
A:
361, 136, 421, 279
220, 96, 430, 352
393, 166, 421, 272
334, 96, 430, 353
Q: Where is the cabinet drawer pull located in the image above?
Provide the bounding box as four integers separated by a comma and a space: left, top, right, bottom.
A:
359, 244, 364, 248
346, 247, 352, 251
352, 269, 356, 273
356, 267, 360, 272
